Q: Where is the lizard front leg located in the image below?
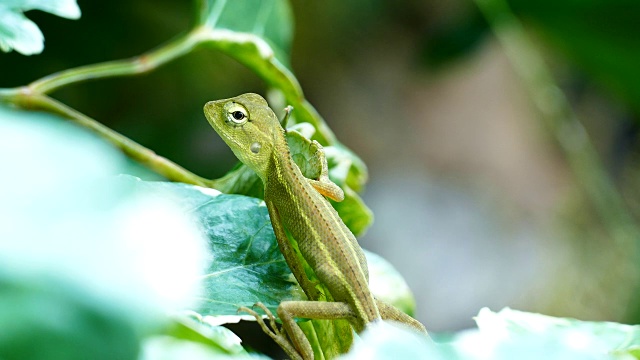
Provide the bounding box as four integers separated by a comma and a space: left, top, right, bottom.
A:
306, 140, 344, 202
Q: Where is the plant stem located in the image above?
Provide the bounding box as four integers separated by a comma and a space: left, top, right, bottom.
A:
28, 27, 206, 94
0, 24, 343, 186
19, 94, 215, 188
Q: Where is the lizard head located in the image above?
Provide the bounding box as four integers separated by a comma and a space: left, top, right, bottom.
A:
204, 93, 282, 179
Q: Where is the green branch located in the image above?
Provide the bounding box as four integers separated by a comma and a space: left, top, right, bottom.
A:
0, 22, 345, 186
15, 93, 215, 188
29, 28, 205, 94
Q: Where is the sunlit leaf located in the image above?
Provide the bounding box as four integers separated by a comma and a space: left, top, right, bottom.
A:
472, 308, 640, 359
0, 0, 80, 55
157, 312, 261, 357
197, 0, 292, 64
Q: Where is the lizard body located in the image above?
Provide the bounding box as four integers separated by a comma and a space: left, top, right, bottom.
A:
204, 93, 425, 359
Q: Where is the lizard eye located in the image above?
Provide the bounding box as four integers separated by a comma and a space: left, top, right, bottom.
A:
226, 103, 249, 125
232, 111, 245, 121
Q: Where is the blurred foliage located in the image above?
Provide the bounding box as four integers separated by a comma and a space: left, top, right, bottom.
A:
3, 0, 640, 358
422, 0, 640, 118
0, 0, 80, 55
342, 308, 640, 360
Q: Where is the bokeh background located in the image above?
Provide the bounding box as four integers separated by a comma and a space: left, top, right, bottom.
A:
3, 0, 640, 332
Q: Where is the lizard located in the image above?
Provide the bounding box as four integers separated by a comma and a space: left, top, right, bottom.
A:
203, 93, 426, 359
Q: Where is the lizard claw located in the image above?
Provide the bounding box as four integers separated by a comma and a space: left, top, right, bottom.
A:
238, 303, 303, 360
238, 303, 284, 339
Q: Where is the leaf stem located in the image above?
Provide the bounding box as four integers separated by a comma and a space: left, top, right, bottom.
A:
0, 24, 344, 186
28, 28, 205, 94
17, 94, 215, 187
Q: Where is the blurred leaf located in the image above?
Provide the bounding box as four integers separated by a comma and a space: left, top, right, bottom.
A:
344, 308, 640, 359
507, 0, 640, 116
0, 275, 139, 360
159, 312, 259, 357
365, 250, 417, 317
330, 186, 373, 237
0, 107, 206, 359
419, 8, 488, 69
472, 307, 640, 359
0, 0, 80, 55
340, 322, 439, 360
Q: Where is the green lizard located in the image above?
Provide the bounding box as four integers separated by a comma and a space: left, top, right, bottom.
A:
204, 93, 426, 359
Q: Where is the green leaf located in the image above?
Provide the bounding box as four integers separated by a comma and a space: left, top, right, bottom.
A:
0, 0, 80, 55
211, 124, 373, 236
140, 336, 268, 360
193, 0, 343, 148
167, 313, 246, 354
0, 275, 139, 360
286, 128, 323, 180
154, 312, 265, 358
130, 180, 304, 316
128, 179, 416, 358
330, 186, 374, 237
197, 0, 292, 65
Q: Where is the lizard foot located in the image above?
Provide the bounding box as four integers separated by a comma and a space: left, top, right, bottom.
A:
238, 302, 303, 360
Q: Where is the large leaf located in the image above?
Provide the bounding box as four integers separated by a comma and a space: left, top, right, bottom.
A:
133, 179, 413, 314
0, 106, 208, 358
130, 180, 304, 316
197, 0, 292, 65
0, 275, 139, 360
128, 178, 417, 359
0, 0, 80, 55
141, 312, 268, 359
342, 308, 640, 359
